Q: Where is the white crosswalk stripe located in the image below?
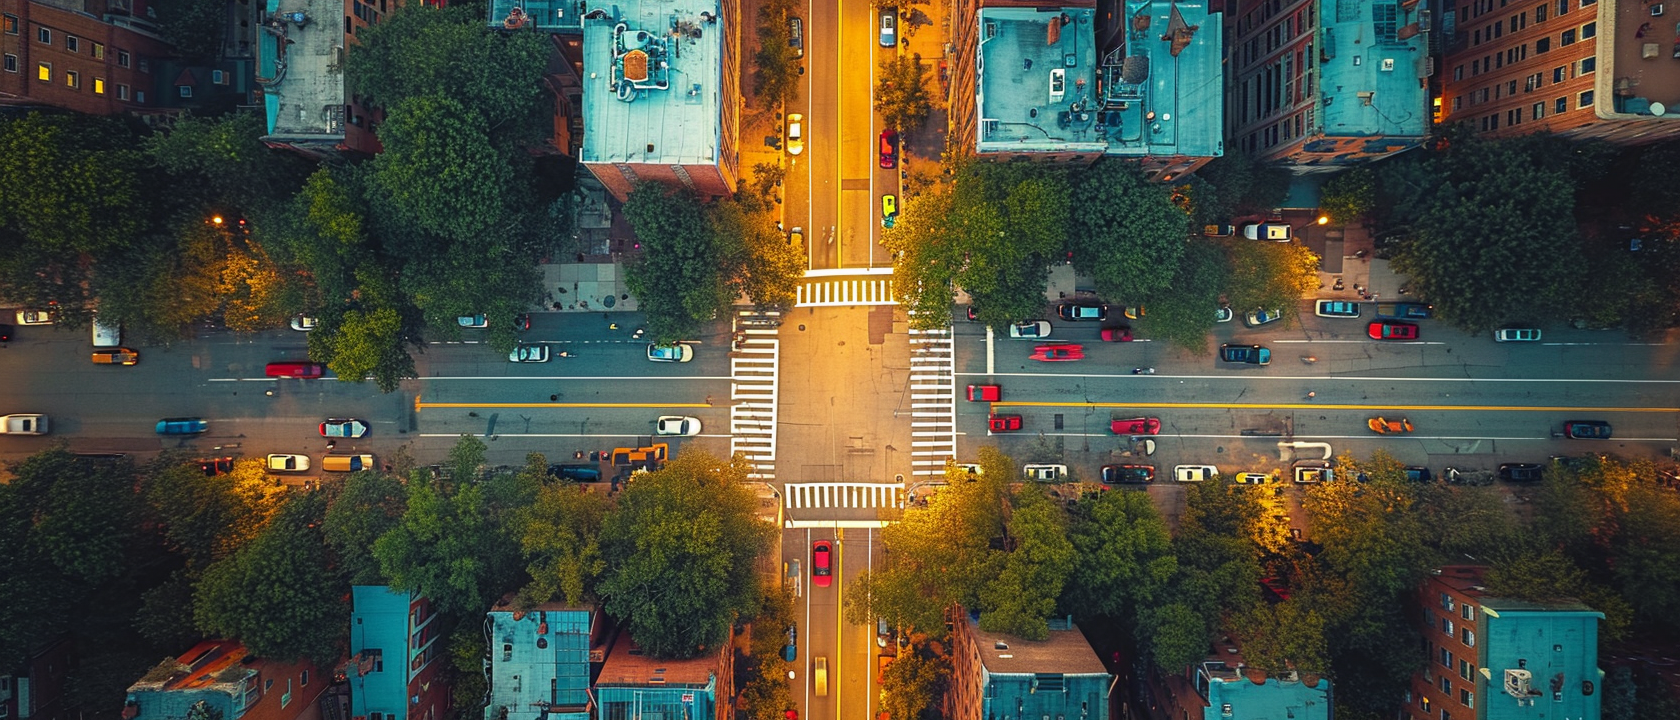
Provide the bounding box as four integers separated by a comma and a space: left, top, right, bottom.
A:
796, 277, 896, 306
907, 327, 956, 476
782, 482, 905, 510
730, 330, 779, 480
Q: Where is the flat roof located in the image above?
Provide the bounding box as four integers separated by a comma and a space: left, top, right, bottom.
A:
596, 631, 721, 687
259, 0, 347, 142
968, 618, 1107, 676
1312, 0, 1430, 139
1602, 0, 1680, 118
488, 0, 586, 32
579, 0, 722, 166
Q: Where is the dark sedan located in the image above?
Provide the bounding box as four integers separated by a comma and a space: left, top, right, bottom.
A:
1220, 344, 1271, 365
1564, 420, 1612, 439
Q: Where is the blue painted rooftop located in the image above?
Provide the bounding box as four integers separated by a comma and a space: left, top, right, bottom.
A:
488, 0, 587, 32
484, 603, 596, 720
1308, 0, 1429, 141
255, 0, 348, 144
349, 587, 443, 720
1196, 661, 1331, 720
125, 641, 260, 720
973, 0, 1222, 159
1479, 599, 1603, 720
580, 0, 723, 166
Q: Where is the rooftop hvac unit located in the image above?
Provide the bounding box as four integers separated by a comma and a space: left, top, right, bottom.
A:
1504, 669, 1534, 698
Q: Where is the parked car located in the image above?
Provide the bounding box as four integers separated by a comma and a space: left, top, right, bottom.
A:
647, 343, 694, 362
1220, 344, 1271, 365
319, 418, 370, 438
1022, 464, 1069, 482
91, 348, 140, 365
290, 315, 318, 331
1499, 463, 1544, 482
0, 324, 11, 342
197, 457, 235, 476
1379, 303, 1435, 319
1110, 417, 1161, 435
879, 9, 896, 46
1100, 327, 1133, 342
655, 416, 702, 436
1030, 343, 1084, 361
1057, 304, 1107, 321
1234, 472, 1273, 485
14, 309, 53, 325
457, 314, 488, 328
1174, 465, 1219, 482
1008, 321, 1052, 339
1, 414, 49, 435
155, 418, 208, 435
1314, 300, 1362, 318
266, 361, 327, 378
954, 463, 983, 476
1203, 224, 1236, 237
513, 313, 531, 331
1293, 460, 1335, 484
789, 16, 804, 57
1102, 464, 1155, 484
786, 113, 805, 156
967, 384, 1001, 402
1367, 417, 1414, 434
1495, 328, 1542, 342
509, 344, 551, 363
266, 454, 311, 473
1367, 321, 1419, 340
1122, 306, 1145, 319
812, 540, 832, 587
1242, 222, 1292, 241
988, 413, 1023, 432
547, 465, 602, 482
1405, 466, 1433, 482
881, 194, 897, 227
1563, 420, 1612, 439
879, 129, 898, 168
1244, 308, 1285, 327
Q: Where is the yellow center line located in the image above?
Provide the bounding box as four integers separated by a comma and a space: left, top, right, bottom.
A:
990, 401, 1680, 413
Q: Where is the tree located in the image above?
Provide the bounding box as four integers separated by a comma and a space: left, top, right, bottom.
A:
516, 482, 611, 607
978, 488, 1075, 640
374, 468, 524, 615
1319, 167, 1376, 226
752, 0, 802, 108
193, 493, 344, 665
949, 164, 1067, 327
711, 198, 804, 308
596, 452, 775, 658
882, 185, 959, 328
323, 471, 410, 586
146, 111, 312, 213
1067, 160, 1190, 302
151, 0, 226, 60
1141, 241, 1228, 351
144, 457, 286, 570
623, 184, 736, 342
372, 96, 515, 242
1232, 599, 1328, 675
1609, 485, 1680, 633
879, 648, 950, 720
313, 304, 414, 392
1063, 488, 1177, 622
738, 581, 796, 720
876, 54, 933, 131
1142, 603, 1209, 672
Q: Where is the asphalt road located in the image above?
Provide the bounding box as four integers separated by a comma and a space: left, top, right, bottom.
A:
787, 526, 883, 720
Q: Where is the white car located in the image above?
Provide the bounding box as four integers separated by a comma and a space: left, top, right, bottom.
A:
786, 113, 804, 156
14, 309, 53, 325
290, 315, 318, 331
1174, 465, 1219, 482
954, 463, 983, 476
1242, 222, 1292, 241
1, 414, 49, 435
509, 344, 550, 363
266, 454, 311, 473
647, 343, 694, 362
1008, 321, 1052, 339
457, 314, 488, 328
655, 416, 702, 436
1023, 464, 1069, 481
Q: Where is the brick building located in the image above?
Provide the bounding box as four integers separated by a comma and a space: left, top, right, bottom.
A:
1438, 0, 1680, 144
1141, 635, 1331, 720
0, 0, 173, 114
121, 640, 330, 720
594, 632, 731, 720
0, 639, 73, 720
946, 614, 1112, 720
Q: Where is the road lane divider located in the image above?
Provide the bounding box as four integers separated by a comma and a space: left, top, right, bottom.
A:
988, 401, 1680, 412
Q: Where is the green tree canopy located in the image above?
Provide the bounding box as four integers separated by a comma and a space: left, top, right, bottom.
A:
373, 464, 525, 615
371, 95, 515, 242
1067, 160, 1190, 303
876, 54, 932, 131
623, 184, 736, 342
323, 471, 410, 586
1062, 487, 1177, 622
516, 480, 611, 607
977, 488, 1075, 640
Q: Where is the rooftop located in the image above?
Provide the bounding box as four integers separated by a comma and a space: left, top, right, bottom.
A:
967, 617, 1107, 676
258, 0, 347, 145
596, 631, 721, 687
579, 0, 722, 166
127, 640, 254, 695
1431, 565, 1600, 614
1603, 0, 1680, 118
489, 0, 588, 32
1308, 0, 1430, 141
485, 599, 596, 720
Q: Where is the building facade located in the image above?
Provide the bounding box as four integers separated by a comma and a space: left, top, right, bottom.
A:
122, 640, 328, 720
482, 598, 605, 720
594, 632, 731, 720
1225, 0, 1432, 171
1438, 0, 1680, 144
0, 0, 173, 114
1406, 565, 1605, 720
947, 614, 1112, 720
346, 586, 448, 720
0, 639, 72, 720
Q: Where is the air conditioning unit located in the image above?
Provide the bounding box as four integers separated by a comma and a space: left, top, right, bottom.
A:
1504, 669, 1534, 697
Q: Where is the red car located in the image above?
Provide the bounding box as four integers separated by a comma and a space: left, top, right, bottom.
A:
989, 413, 1023, 432
1111, 417, 1161, 435
812, 540, 832, 587
1031, 344, 1084, 362
1100, 327, 1133, 342
879, 129, 898, 168
265, 361, 326, 378
967, 384, 1001, 402
1367, 321, 1419, 340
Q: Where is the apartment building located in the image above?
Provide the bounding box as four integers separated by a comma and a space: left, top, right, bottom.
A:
594, 632, 732, 720
578, 0, 740, 201
1142, 635, 1332, 720
345, 586, 449, 720
1225, 0, 1432, 171
946, 614, 1113, 720
482, 598, 607, 720
1406, 565, 1605, 720
1439, 0, 1680, 144
121, 640, 329, 720
487, 0, 586, 156
0, 640, 72, 720
0, 0, 173, 114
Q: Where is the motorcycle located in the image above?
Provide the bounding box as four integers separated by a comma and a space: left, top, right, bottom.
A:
1131, 367, 1156, 375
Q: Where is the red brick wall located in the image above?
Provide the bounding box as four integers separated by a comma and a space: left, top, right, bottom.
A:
0, 0, 173, 114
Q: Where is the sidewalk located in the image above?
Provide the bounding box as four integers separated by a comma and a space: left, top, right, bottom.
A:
899, 0, 952, 169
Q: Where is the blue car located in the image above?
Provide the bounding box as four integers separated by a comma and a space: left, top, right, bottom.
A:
1219, 344, 1272, 366
156, 418, 208, 435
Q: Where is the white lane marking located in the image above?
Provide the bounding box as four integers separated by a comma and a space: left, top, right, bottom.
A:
951, 372, 1680, 384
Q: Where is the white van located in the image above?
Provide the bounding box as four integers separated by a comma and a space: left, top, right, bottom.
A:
91, 317, 122, 347
1494, 328, 1542, 342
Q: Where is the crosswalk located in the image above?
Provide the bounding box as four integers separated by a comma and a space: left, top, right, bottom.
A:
730, 329, 779, 480
907, 328, 956, 476
796, 276, 896, 307
782, 482, 905, 510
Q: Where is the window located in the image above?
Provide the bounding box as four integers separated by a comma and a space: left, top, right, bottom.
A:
136, 90, 145, 103
92, 42, 103, 59
1441, 710, 1452, 720
93, 77, 104, 94
1455, 65, 1465, 80
1556, 96, 1568, 113
1422, 696, 1432, 712
117, 49, 130, 68
1558, 0, 1570, 13
1582, 21, 1596, 38
117, 84, 129, 100
178, 85, 192, 98
65, 35, 78, 52
1537, 2, 1548, 20
301, 670, 309, 686
1579, 90, 1594, 107
1534, 101, 1545, 118
1581, 0, 1594, 5
212, 69, 226, 84
1554, 65, 1567, 82
1439, 594, 1454, 612
2, 54, 13, 73
1508, 80, 1519, 95
138, 58, 149, 73
65, 70, 78, 88
3, 14, 17, 34
1562, 28, 1576, 45
1440, 647, 1452, 668
36, 62, 49, 82
1460, 658, 1474, 679
1460, 689, 1474, 707
1439, 675, 1452, 693
1526, 72, 1542, 91
1580, 56, 1596, 74
37, 27, 50, 44
1537, 37, 1551, 52
1462, 628, 1476, 646
1453, 96, 1464, 111
1444, 618, 1456, 635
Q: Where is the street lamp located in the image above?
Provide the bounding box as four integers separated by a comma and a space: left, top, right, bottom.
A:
1316, 215, 1330, 225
